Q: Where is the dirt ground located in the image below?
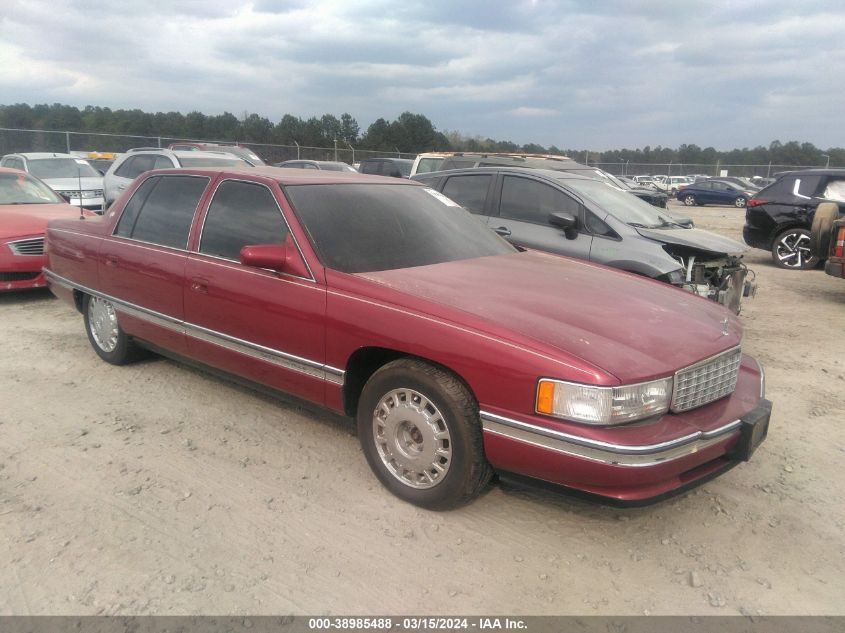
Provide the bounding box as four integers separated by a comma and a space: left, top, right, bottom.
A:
1, 201, 844, 616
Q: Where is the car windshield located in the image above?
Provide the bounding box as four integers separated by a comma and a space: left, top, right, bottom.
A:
178, 157, 247, 168
415, 157, 445, 174
285, 183, 516, 273
0, 172, 64, 204
27, 158, 101, 180
319, 162, 357, 172
561, 177, 682, 229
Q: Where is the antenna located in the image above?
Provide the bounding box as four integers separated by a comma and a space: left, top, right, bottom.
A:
77, 165, 85, 220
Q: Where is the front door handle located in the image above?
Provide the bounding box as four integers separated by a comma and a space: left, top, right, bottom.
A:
190, 277, 208, 294
104, 254, 119, 268
493, 226, 512, 237
117, 184, 127, 191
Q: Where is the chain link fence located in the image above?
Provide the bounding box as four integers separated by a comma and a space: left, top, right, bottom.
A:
0, 127, 417, 165
0, 127, 830, 176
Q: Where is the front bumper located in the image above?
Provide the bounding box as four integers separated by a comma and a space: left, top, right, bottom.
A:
1, 247, 46, 292
481, 359, 769, 504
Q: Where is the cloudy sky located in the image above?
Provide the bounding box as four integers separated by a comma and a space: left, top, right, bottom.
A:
2, 0, 844, 150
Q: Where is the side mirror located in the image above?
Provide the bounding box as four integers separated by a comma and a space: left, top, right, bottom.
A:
240, 236, 310, 278
549, 212, 579, 240
672, 216, 695, 228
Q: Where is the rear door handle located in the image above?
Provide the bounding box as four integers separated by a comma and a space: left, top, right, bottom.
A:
104, 254, 119, 268
190, 277, 208, 294
117, 184, 127, 190
493, 226, 512, 237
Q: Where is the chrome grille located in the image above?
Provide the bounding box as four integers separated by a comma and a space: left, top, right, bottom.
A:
671, 346, 742, 412
8, 237, 45, 256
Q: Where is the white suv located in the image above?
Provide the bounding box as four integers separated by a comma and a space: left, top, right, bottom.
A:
0, 152, 105, 210
103, 148, 249, 206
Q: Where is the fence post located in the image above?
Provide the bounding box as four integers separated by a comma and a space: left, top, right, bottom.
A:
294, 141, 300, 159
65, 131, 71, 153
157, 137, 162, 148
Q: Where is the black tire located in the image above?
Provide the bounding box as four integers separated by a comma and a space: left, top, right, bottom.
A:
771, 228, 819, 270
809, 202, 839, 258
734, 196, 747, 208
82, 294, 143, 365
356, 358, 492, 510
683, 194, 696, 206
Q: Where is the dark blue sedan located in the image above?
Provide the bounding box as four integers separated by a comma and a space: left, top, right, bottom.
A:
676, 180, 754, 208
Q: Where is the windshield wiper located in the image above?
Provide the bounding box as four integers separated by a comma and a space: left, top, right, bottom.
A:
628, 222, 650, 228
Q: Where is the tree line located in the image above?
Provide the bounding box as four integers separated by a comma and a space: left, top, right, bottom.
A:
0, 102, 841, 167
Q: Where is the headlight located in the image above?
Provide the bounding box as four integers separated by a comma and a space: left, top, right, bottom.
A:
536, 377, 673, 425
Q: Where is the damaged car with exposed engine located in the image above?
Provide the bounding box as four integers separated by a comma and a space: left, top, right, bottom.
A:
413, 167, 756, 313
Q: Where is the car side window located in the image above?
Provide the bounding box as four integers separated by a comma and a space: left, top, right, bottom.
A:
441, 175, 491, 215
359, 161, 381, 175
153, 155, 174, 169
698, 182, 712, 190
122, 176, 209, 249
200, 180, 290, 261
822, 178, 845, 202
114, 176, 160, 238
584, 211, 616, 238
115, 155, 154, 179
303, 163, 319, 169
499, 176, 581, 225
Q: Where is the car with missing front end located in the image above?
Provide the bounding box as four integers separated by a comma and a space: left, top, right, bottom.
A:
413, 167, 756, 314
44, 166, 770, 509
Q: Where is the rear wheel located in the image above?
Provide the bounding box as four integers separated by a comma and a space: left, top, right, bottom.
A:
683, 194, 696, 206
734, 196, 747, 208
83, 294, 143, 364
356, 358, 492, 510
771, 228, 818, 270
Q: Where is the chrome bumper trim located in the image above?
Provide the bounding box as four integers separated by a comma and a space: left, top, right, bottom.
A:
480, 411, 741, 467
44, 268, 345, 386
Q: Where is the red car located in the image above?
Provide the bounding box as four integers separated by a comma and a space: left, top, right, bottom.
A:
0, 167, 81, 291
44, 167, 771, 509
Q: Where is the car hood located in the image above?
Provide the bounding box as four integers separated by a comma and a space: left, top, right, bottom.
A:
0, 203, 78, 240
41, 177, 104, 190
358, 250, 742, 383
629, 187, 666, 198
634, 226, 747, 255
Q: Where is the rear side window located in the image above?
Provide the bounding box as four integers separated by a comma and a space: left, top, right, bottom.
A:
441, 175, 491, 215
119, 176, 208, 249
115, 155, 159, 179
200, 180, 290, 261
358, 160, 382, 174
499, 176, 581, 224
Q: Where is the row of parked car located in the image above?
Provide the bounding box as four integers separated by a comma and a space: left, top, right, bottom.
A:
4, 145, 838, 509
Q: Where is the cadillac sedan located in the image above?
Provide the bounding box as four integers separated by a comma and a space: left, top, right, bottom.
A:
44, 167, 770, 509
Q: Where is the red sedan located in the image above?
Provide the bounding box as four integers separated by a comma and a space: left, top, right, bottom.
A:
0, 167, 80, 291
44, 167, 770, 509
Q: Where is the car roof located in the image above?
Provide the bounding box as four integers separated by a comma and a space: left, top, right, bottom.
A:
7, 152, 78, 160
147, 166, 417, 186
413, 166, 597, 183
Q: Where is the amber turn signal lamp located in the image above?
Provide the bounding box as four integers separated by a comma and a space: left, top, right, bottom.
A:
536, 380, 555, 414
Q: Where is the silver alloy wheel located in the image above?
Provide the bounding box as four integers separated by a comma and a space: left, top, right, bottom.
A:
775, 231, 812, 268
735, 197, 746, 208
372, 388, 452, 489
88, 296, 119, 352
683, 195, 695, 206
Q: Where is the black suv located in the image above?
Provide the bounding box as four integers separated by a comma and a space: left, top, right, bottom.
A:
437, 153, 668, 208
743, 169, 845, 269
358, 158, 413, 178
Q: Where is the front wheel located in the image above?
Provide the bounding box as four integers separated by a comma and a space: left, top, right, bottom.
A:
683, 194, 696, 206
771, 228, 818, 270
356, 358, 492, 510
734, 196, 747, 208
83, 294, 143, 364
